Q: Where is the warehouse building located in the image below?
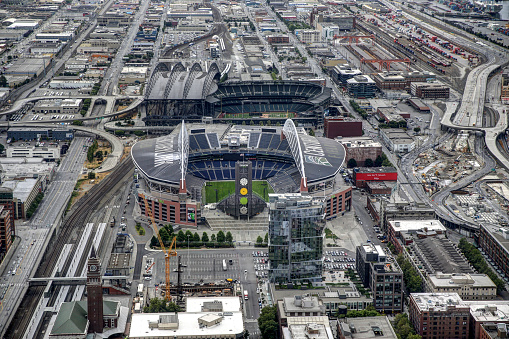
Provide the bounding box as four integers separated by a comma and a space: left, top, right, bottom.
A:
379, 128, 415, 153
32, 99, 83, 114
8, 128, 73, 141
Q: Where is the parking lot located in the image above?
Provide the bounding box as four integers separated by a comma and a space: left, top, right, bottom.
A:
323, 250, 356, 272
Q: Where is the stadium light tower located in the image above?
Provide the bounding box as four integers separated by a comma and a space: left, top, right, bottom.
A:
282, 119, 308, 193
178, 120, 189, 199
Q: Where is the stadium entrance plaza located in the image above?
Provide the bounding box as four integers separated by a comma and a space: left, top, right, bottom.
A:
195, 204, 366, 251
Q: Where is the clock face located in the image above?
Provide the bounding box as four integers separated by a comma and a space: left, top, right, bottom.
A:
89, 265, 97, 272
240, 188, 248, 195
240, 178, 248, 186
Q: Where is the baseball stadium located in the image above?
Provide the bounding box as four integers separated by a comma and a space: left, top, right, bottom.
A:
131, 119, 353, 227
141, 62, 332, 126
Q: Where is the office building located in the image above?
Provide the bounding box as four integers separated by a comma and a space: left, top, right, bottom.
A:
502, 71, 509, 103
355, 243, 403, 313
337, 316, 398, 339
330, 64, 362, 85
295, 29, 321, 43
347, 75, 376, 98
268, 193, 325, 284
7, 128, 74, 141
410, 82, 450, 99
277, 295, 326, 331
409, 293, 470, 339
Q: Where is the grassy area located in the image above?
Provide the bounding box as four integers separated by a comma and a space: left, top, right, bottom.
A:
204, 180, 274, 203
324, 228, 339, 240
135, 223, 145, 236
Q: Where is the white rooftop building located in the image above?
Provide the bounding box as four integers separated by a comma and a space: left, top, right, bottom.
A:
129, 297, 244, 338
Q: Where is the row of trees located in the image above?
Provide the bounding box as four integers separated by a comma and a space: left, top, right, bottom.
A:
393, 313, 421, 339
396, 253, 423, 294
151, 224, 234, 249
258, 306, 279, 339
349, 100, 368, 119
347, 153, 393, 168
143, 297, 181, 313
458, 238, 506, 293
26, 192, 44, 218
87, 140, 98, 163
256, 233, 269, 246
337, 305, 381, 318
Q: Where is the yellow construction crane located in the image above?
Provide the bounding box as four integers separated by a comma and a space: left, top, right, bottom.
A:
141, 194, 177, 301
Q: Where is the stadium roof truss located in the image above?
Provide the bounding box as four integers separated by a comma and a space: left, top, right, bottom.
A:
178, 120, 189, 187
282, 119, 306, 188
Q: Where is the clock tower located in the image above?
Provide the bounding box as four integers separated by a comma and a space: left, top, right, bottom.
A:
87, 246, 103, 333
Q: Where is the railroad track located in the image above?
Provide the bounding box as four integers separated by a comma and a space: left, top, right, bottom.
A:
5, 157, 133, 339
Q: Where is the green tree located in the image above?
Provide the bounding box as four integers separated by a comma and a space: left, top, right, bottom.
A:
202, 232, 209, 242
217, 230, 226, 243
364, 158, 374, 167
347, 158, 357, 168
143, 298, 182, 313
258, 306, 279, 339
0, 75, 7, 87
374, 155, 383, 167
308, 129, 315, 136
0, 143, 4, 153
264, 233, 268, 243
88, 172, 96, 179
177, 230, 186, 242
211, 234, 216, 242
150, 235, 158, 248
185, 230, 193, 240
165, 224, 174, 235
225, 231, 233, 243
193, 232, 200, 242
159, 228, 170, 244
256, 236, 263, 244
413, 127, 421, 133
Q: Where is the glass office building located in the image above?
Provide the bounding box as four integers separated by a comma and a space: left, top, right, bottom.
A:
268, 193, 325, 284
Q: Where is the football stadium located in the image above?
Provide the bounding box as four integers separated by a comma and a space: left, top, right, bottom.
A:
131, 120, 353, 227
141, 62, 332, 126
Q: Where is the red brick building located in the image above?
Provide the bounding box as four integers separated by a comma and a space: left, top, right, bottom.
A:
339, 137, 382, 167
409, 293, 470, 339
324, 117, 363, 139
267, 35, 290, 44
410, 82, 450, 99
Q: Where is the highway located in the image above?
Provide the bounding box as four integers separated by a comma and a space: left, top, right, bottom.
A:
0, 137, 89, 336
